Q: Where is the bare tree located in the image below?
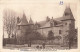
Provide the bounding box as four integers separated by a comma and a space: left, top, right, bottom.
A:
3, 9, 17, 41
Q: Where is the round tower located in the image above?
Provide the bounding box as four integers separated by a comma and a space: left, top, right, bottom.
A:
61, 6, 75, 46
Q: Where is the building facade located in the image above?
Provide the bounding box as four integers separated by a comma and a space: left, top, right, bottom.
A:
16, 7, 76, 45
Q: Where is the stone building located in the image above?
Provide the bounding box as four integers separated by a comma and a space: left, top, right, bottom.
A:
16, 7, 76, 45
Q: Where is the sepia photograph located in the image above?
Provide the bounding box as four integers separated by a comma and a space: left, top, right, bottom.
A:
0, 0, 79, 51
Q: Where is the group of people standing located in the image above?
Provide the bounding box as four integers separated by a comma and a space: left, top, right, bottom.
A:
36, 42, 45, 49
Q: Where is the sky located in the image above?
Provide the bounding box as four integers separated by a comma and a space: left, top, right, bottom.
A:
0, 0, 78, 38
0, 0, 77, 22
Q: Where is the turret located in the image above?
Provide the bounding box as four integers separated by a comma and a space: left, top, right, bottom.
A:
62, 6, 75, 21
29, 17, 34, 29
29, 17, 34, 25
62, 6, 75, 29
18, 13, 28, 26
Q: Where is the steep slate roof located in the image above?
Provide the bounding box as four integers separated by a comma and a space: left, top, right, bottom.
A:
37, 16, 50, 27
37, 18, 62, 28
54, 17, 63, 21
18, 13, 28, 25
17, 7, 74, 27
62, 7, 75, 21
63, 7, 73, 16
38, 20, 48, 27
54, 7, 75, 21
51, 18, 62, 24
39, 21, 50, 28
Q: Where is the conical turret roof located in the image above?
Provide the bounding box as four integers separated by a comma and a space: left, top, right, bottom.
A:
62, 6, 75, 21
18, 13, 28, 25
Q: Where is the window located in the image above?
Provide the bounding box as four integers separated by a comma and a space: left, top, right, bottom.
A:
65, 23, 67, 25
18, 26, 20, 30
59, 30, 61, 34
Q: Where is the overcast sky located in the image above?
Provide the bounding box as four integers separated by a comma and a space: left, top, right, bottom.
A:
0, 0, 77, 22
0, 0, 78, 38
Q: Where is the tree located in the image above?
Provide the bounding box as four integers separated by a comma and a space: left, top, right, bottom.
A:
3, 9, 17, 43
68, 24, 75, 49
25, 30, 45, 40
24, 26, 46, 46
47, 30, 54, 40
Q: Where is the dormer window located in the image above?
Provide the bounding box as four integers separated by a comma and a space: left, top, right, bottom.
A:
65, 13, 69, 16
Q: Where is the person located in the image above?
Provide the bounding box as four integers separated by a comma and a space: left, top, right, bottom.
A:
36, 45, 39, 49
28, 40, 31, 47
42, 42, 45, 49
